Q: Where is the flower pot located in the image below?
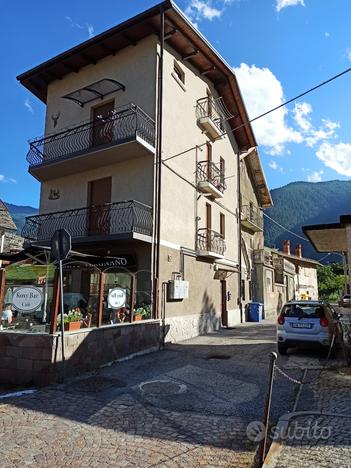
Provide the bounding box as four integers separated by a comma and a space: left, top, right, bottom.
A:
133, 314, 142, 322
64, 321, 81, 332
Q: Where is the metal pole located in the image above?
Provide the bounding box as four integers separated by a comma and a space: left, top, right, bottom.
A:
258, 351, 277, 466
59, 259, 65, 381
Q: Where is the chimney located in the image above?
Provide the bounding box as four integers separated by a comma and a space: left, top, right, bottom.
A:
295, 243, 302, 258
282, 240, 290, 255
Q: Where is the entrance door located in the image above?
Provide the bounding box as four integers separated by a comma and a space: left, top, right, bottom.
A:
92, 101, 115, 147
221, 280, 228, 327
88, 177, 112, 236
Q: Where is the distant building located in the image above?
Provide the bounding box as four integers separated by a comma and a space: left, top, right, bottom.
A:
0, 201, 23, 255
279, 240, 320, 301
253, 240, 320, 316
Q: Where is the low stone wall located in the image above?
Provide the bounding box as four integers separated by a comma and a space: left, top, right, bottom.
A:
165, 313, 221, 343
0, 320, 161, 387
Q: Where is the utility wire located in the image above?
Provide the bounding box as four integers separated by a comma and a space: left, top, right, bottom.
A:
163, 65, 351, 164
263, 212, 310, 243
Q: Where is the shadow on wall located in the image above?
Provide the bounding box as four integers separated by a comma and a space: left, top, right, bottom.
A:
198, 290, 220, 335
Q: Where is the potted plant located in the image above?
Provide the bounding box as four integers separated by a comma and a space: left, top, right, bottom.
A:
60, 310, 82, 332
133, 305, 151, 322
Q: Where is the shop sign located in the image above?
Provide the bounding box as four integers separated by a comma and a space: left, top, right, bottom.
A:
108, 288, 127, 309
12, 286, 43, 313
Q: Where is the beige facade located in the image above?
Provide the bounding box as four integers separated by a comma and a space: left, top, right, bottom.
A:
18, 2, 272, 343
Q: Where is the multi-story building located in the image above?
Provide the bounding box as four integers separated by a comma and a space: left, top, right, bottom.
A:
0, 1, 272, 385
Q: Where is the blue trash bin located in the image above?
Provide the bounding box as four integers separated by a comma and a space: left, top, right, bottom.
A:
248, 302, 264, 322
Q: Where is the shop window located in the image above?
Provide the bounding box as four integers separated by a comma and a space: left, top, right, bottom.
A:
1, 263, 57, 333
60, 262, 101, 331
102, 268, 134, 325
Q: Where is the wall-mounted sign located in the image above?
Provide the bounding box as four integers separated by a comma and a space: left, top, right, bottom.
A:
108, 288, 127, 309
12, 286, 43, 313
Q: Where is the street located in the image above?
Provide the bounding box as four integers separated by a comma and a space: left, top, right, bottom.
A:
0, 319, 301, 467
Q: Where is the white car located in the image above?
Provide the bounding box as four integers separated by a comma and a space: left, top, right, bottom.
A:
277, 300, 342, 356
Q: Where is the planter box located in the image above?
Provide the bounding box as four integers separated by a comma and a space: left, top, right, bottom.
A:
133, 314, 143, 322
64, 321, 81, 332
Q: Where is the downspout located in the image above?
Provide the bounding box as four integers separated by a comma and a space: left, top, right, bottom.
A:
237, 151, 243, 323
154, 7, 165, 320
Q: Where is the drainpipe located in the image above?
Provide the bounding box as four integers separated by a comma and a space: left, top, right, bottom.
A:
237, 151, 243, 323
153, 7, 165, 319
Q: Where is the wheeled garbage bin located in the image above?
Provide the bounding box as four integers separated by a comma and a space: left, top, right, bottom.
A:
248, 302, 264, 322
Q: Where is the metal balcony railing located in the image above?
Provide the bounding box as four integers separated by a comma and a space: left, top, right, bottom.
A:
196, 96, 225, 134
196, 228, 226, 256
242, 205, 263, 230
22, 200, 153, 242
196, 160, 226, 193
26, 103, 155, 168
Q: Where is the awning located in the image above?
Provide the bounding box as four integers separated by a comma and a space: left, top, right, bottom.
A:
302, 216, 351, 253
0, 245, 136, 269
62, 78, 125, 107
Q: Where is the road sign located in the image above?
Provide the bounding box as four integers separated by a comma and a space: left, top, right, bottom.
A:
50, 229, 71, 261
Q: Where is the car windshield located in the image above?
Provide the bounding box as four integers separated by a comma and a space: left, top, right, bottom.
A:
282, 304, 325, 319
343, 295, 350, 299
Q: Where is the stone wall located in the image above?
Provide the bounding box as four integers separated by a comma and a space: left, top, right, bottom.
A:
0, 320, 161, 387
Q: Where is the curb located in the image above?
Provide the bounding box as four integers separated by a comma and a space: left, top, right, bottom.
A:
263, 411, 351, 467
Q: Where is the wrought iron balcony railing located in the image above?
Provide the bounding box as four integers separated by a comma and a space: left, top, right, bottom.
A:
241, 205, 263, 230
196, 96, 225, 134
22, 200, 153, 242
196, 160, 226, 194
26, 103, 155, 168
196, 228, 226, 256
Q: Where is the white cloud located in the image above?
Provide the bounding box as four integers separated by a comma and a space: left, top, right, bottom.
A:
0, 175, 17, 184
346, 48, 351, 62
276, 0, 305, 12
269, 160, 279, 170
87, 24, 94, 38
293, 102, 339, 147
185, 0, 222, 23
316, 142, 351, 177
307, 170, 323, 182
66, 16, 94, 38
233, 63, 302, 155
24, 99, 34, 114
325, 32, 330, 38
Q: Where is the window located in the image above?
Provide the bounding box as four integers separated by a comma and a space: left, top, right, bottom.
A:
173, 61, 185, 84
266, 270, 273, 292
207, 142, 212, 162
220, 213, 225, 239
220, 157, 225, 181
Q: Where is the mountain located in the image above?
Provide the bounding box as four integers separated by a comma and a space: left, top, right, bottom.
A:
5, 203, 38, 233
264, 180, 351, 262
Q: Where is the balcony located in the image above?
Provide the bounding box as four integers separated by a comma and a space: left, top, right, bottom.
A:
196, 97, 225, 140
26, 103, 155, 181
196, 161, 226, 198
196, 228, 226, 259
22, 200, 153, 244
241, 205, 263, 232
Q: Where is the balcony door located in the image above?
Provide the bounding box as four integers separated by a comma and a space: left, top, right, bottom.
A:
206, 202, 212, 250
88, 177, 112, 236
92, 101, 114, 148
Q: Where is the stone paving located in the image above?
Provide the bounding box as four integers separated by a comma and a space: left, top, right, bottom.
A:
265, 310, 351, 468
0, 320, 300, 467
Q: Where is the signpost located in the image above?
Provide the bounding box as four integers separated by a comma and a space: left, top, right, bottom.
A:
51, 229, 71, 381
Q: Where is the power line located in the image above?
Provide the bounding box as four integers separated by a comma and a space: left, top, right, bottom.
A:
162, 65, 351, 164
263, 212, 310, 243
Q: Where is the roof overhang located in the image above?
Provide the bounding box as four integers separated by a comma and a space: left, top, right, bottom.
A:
242, 147, 272, 208
302, 216, 351, 253
16, 0, 257, 152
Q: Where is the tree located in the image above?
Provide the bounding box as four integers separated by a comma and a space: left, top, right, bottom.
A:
317, 263, 344, 301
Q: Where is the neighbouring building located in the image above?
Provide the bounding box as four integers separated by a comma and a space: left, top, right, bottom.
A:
253, 240, 320, 317
0, 1, 271, 385
0, 201, 24, 257
303, 216, 350, 294
253, 247, 296, 318
279, 240, 320, 301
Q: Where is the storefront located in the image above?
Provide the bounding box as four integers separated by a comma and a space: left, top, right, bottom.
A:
0, 246, 160, 386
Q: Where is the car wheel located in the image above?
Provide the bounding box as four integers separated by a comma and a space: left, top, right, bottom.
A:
278, 343, 288, 355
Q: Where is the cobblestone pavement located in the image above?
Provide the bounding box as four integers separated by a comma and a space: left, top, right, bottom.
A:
0, 320, 301, 467
266, 308, 351, 468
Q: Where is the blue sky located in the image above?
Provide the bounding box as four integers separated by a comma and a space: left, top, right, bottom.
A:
1, 0, 351, 207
